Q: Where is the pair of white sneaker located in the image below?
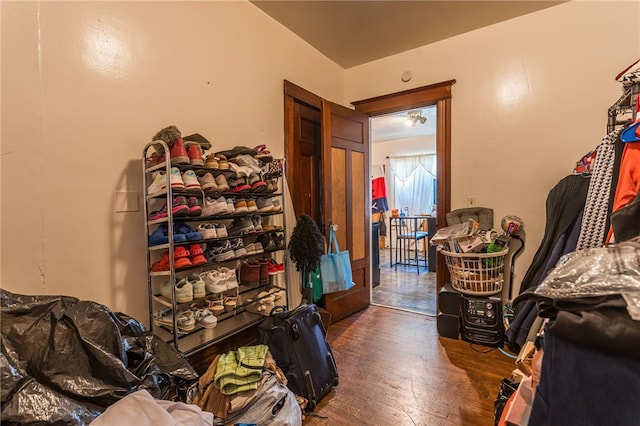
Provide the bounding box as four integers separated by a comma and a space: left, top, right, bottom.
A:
201, 267, 238, 294
147, 167, 201, 193
196, 223, 228, 239
202, 196, 235, 216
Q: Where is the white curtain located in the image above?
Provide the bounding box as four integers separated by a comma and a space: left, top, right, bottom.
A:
388, 154, 436, 216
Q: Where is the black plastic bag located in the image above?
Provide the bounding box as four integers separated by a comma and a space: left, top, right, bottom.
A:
494, 378, 519, 425
0, 289, 198, 425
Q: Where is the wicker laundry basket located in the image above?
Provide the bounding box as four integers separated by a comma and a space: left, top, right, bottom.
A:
440, 247, 509, 296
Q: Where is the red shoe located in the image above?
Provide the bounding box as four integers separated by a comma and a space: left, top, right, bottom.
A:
170, 137, 190, 165
189, 244, 204, 255
146, 151, 166, 168
267, 259, 285, 275
172, 196, 190, 217
185, 143, 204, 166
190, 253, 207, 266
174, 246, 193, 269
187, 197, 202, 216
151, 252, 171, 272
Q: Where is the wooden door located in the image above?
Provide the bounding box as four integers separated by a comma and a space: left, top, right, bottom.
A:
321, 100, 370, 322
291, 102, 322, 225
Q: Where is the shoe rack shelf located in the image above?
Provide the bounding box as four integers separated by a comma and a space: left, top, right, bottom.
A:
142, 140, 288, 356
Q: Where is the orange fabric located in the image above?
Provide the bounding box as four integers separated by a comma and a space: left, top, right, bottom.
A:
498, 391, 517, 426
607, 142, 640, 242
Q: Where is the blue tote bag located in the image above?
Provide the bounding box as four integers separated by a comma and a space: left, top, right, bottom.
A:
320, 226, 355, 294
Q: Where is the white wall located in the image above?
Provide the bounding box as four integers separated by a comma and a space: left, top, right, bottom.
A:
1, 1, 344, 323
346, 0, 640, 295
371, 135, 436, 166
3, 0, 639, 322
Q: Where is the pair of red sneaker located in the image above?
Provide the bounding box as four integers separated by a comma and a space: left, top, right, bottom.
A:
151, 245, 207, 272
169, 138, 204, 166
267, 259, 285, 275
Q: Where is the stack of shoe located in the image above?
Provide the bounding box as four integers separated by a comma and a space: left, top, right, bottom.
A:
253, 144, 273, 162
251, 291, 275, 314
270, 287, 286, 306
214, 146, 258, 161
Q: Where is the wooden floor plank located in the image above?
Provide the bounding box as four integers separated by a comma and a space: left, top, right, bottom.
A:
304, 306, 514, 426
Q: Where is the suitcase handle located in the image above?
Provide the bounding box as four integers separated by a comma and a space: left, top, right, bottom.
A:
269, 305, 288, 316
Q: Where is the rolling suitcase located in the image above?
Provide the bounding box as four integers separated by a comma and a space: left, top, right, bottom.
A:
257, 304, 339, 410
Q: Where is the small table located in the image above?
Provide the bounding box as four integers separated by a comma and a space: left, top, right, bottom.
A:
389, 215, 435, 273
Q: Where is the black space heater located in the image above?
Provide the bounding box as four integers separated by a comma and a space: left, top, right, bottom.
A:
460, 295, 504, 348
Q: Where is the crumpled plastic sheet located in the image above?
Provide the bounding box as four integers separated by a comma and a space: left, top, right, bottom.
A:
0, 289, 198, 425
430, 219, 480, 246
534, 239, 640, 311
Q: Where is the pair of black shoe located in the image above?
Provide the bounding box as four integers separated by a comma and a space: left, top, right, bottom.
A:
257, 232, 285, 252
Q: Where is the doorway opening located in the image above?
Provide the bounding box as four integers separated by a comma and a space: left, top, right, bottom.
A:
370, 107, 438, 315
352, 79, 455, 315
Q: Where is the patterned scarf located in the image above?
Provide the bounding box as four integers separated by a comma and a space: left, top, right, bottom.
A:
576, 127, 623, 250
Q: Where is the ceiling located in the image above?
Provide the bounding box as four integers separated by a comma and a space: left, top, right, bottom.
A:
249, 0, 566, 143
371, 107, 437, 144
250, 1, 566, 69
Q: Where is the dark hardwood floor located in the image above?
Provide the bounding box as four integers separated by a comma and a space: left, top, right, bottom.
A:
304, 305, 515, 426
372, 248, 437, 316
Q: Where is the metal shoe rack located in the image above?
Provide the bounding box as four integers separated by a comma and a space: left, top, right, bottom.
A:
142, 140, 288, 355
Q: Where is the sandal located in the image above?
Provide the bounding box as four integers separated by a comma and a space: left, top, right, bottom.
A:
153, 309, 196, 332
223, 296, 238, 313
207, 299, 225, 316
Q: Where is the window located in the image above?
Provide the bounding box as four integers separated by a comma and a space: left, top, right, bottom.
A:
388, 154, 437, 216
